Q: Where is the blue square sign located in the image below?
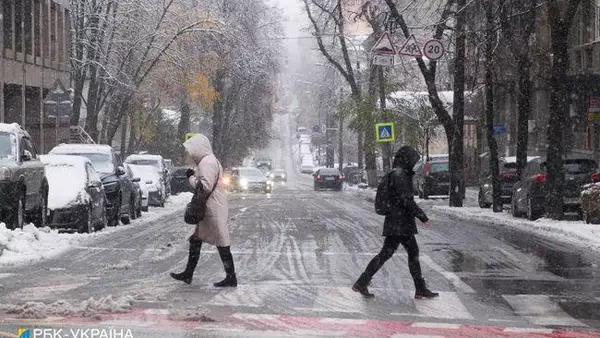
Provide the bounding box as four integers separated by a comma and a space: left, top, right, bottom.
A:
376, 123, 395, 143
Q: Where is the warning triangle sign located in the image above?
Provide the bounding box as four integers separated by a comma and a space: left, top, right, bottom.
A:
399, 35, 422, 57
380, 127, 391, 139
371, 32, 396, 55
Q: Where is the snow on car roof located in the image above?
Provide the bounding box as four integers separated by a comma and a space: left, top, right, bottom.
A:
41, 154, 91, 167
128, 164, 160, 179
502, 156, 540, 163
0, 123, 29, 135
126, 154, 163, 162
50, 144, 113, 155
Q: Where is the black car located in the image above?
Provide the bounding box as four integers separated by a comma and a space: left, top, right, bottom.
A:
171, 167, 194, 195
41, 155, 107, 233
414, 160, 450, 199
49, 144, 135, 227
0, 123, 48, 229
268, 169, 288, 182
512, 157, 598, 220
478, 157, 538, 208
314, 168, 343, 191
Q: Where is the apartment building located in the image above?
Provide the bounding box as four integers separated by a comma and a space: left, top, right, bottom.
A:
1, 0, 71, 153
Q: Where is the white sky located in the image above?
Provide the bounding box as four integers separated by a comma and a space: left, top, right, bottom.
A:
272, 0, 306, 38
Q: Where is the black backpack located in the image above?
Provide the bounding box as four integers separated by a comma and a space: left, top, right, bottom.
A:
375, 169, 397, 215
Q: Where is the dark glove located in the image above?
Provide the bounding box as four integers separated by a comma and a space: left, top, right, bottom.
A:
186, 168, 195, 178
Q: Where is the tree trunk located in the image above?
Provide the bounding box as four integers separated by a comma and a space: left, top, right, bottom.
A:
378, 66, 392, 171
177, 99, 191, 164
338, 115, 344, 170
449, 0, 467, 207
485, 3, 501, 212
516, 55, 532, 178
357, 131, 364, 170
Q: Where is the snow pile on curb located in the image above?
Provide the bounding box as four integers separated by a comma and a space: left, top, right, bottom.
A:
433, 206, 600, 251
345, 184, 376, 201
4, 295, 135, 319
168, 307, 215, 322
0, 193, 192, 267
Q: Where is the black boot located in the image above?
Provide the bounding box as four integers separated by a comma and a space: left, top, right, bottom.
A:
414, 278, 439, 299
352, 273, 375, 298
170, 238, 202, 285
214, 246, 237, 287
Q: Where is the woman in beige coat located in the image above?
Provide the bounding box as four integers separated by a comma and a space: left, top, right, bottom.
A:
170, 134, 237, 287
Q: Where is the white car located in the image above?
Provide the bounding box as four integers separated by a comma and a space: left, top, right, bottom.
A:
128, 164, 166, 207
125, 154, 171, 197
126, 164, 149, 212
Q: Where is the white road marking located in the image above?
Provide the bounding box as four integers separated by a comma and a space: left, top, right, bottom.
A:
410, 322, 462, 329
7, 282, 89, 300
503, 327, 554, 334
296, 287, 366, 314
420, 255, 475, 293
319, 318, 367, 325
144, 309, 170, 315
391, 335, 444, 338
503, 294, 586, 327
232, 313, 279, 320
412, 292, 474, 320
0, 273, 15, 280
208, 286, 266, 308
292, 330, 346, 336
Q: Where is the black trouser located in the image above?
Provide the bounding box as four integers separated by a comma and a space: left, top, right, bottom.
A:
359, 235, 424, 289
217, 246, 235, 276
183, 238, 235, 276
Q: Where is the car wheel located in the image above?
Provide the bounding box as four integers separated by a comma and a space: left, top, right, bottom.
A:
79, 206, 94, 234
511, 198, 520, 218
34, 191, 48, 228
527, 197, 541, 221
478, 190, 492, 209
129, 198, 137, 220
109, 198, 120, 227
8, 195, 26, 230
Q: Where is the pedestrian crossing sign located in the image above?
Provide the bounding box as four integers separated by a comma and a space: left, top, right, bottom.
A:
376, 123, 395, 143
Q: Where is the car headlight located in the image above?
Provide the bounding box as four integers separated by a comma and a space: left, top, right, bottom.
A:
240, 179, 248, 188
223, 177, 231, 185
267, 180, 273, 186
0, 167, 12, 181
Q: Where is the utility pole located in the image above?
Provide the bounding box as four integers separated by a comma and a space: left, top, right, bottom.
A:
378, 66, 392, 171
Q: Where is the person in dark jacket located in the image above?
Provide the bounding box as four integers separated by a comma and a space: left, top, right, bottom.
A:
353, 145, 439, 299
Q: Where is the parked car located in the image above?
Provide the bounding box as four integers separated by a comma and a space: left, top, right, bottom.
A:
127, 164, 151, 212
512, 157, 598, 220
170, 167, 194, 195
124, 164, 143, 218
49, 144, 135, 226
300, 161, 315, 174
343, 166, 363, 185
228, 167, 272, 193
413, 159, 450, 199
41, 155, 107, 233
0, 123, 48, 229
313, 168, 344, 191
128, 164, 167, 207
268, 169, 288, 182
125, 154, 171, 197
478, 156, 539, 208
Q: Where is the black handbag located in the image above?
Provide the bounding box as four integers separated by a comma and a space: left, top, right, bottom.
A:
184, 173, 220, 225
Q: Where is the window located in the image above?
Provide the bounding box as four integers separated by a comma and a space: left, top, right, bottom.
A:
15, 0, 22, 53
50, 1, 56, 61
86, 164, 100, 184
42, 0, 48, 59
34, 0, 41, 57
22, 137, 38, 159
24, 0, 32, 55
2, 0, 13, 51
57, 4, 63, 63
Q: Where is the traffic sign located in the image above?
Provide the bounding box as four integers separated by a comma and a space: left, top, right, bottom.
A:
588, 97, 600, 122
312, 125, 322, 133
375, 122, 395, 143
185, 133, 197, 142
371, 32, 396, 55
398, 35, 422, 57
372, 54, 395, 67
492, 124, 507, 135
423, 39, 445, 60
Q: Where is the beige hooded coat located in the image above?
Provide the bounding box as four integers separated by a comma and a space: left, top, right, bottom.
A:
183, 134, 230, 247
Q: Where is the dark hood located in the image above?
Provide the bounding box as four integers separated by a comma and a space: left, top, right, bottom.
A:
393, 146, 421, 172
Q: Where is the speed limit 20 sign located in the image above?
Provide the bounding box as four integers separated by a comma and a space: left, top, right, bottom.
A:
423, 39, 445, 60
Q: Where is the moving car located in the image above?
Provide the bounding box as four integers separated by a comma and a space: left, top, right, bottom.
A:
0, 123, 48, 229
124, 164, 143, 217
49, 144, 135, 226
512, 157, 598, 220
128, 164, 167, 207
413, 159, 450, 199
268, 169, 288, 182
253, 156, 273, 171
314, 168, 344, 191
228, 167, 272, 193
170, 167, 193, 195
125, 154, 171, 197
478, 156, 539, 208
41, 155, 107, 233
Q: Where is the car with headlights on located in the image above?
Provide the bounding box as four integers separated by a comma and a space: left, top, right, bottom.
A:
229, 167, 272, 193
128, 164, 167, 207
268, 169, 288, 182
49, 144, 134, 226
0, 123, 48, 229
313, 168, 344, 191
41, 155, 107, 233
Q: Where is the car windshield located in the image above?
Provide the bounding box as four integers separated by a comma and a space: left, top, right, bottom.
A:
128, 159, 160, 170
320, 169, 340, 175
69, 153, 113, 174
241, 169, 265, 178
129, 165, 159, 181
430, 162, 449, 173
0, 132, 15, 160
502, 162, 518, 171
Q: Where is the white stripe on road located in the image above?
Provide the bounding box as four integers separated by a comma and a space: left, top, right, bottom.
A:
319, 318, 367, 325
420, 255, 475, 294
503, 327, 554, 334
295, 287, 366, 314
391, 335, 444, 338
232, 313, 280, 320
412, 292, 474, 320
503, 294, 586, 327
144, 309, 170, 315
291, 329, 346, 336
207, 285, 266, 308
411, 322, 461, 329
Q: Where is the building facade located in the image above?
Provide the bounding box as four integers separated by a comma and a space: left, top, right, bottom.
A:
1, 0, 71, 153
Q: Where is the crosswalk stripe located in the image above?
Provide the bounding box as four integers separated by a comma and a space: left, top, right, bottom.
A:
413, 292, 474, 320
296, 287, 366, 313
503, 294, 586, 327
503, 327, 554, 334
390, 335, 444, 338
319, 318, 367, 325
411, 322, 462, 329
207, 285, 265, 307
420, 255, 475, 293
